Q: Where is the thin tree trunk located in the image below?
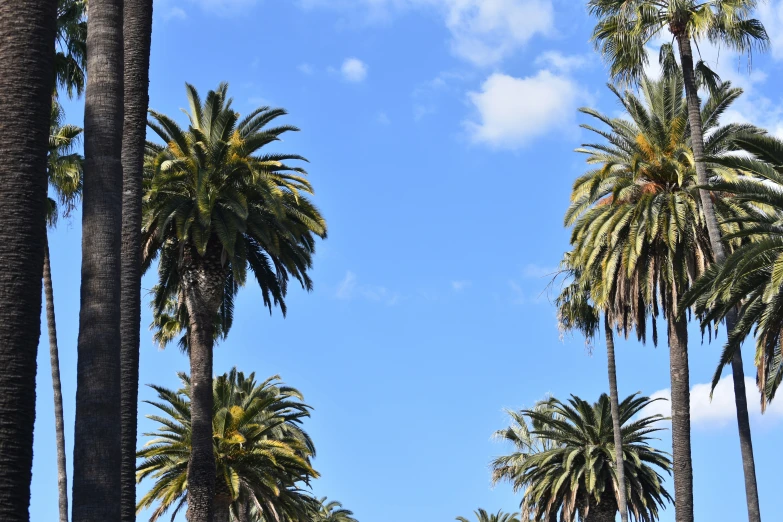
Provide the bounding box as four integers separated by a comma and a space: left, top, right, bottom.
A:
676, 33, 761, 522
44, 236, 69, 522
0, 2, 58, 520
604, 316, 628, 522
119, 1, 153, 520
667, 312, 694, 522
72, 0, 125, 520
182, 243, 226, 522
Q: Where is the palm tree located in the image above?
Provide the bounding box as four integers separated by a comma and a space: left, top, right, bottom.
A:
54, 0, 87, 99
120, 1, 154, 520
588, 3, 768, 520
0, 2, 59, 520
45, 99, 83, 522
566, 71, 755, 522
137, 369, 319, 522
71, 0, 125, 520
313, 498, 359, 522
554, 254, 629, 522
493, 394, 672, 522
683, 133, 783, 408
142, 83, 327, 521
456, 509, 520, 522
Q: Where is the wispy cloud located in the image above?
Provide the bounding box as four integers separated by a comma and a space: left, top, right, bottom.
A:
298, 63, 315, 75
377, 112, 391, 125
162, 6, 187, 20
341, 58, 368, 82
451, 280, 471, 292
522, 263, 558, 279
641, 376, 783, 428
335, 271, 400, 305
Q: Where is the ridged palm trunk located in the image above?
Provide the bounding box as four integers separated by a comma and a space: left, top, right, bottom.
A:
667, 312, 694, 522
604, 316, 628, 522
586, 495, 617, 522
675, 32, 761, 522
44, 236, 69, 522
182, 242, 226, 522
119, 1, 153, 520
72, 0, 125, 520
0, 2, 58, 520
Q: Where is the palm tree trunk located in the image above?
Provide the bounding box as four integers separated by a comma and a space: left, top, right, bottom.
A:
72, 0, 125, 520
675, 33, 761, 522
0, 2, 58, 520
182, 243, 226, 522
667, 312, 694, 522
604, 316, 628, 522
44, 235, 69, 522
119, 1, 153, 520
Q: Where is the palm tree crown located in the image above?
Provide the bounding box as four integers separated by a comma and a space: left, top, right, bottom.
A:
314, 498, 359, 522
47, 98, 83, 226
588, 0, 767, 85
493, 394, 671, 522
456, 508, 520, 522
136, 369, 318, 522
143, 82, 327, 327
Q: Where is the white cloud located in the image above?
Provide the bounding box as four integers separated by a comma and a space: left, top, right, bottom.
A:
641, 376, 783, 428
301, 0, 554, 66
451, 280, 471, 291
298, 63, 315, 75
335, 271, 400, 305
341, 58, 368, 82
377, 111, 391, 125
535, 51, 591, 73
465, 71, 582, 149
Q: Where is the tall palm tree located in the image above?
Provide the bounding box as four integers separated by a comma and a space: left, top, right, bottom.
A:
566, 71, 755, 522
554, 254, 629, 522
683, 134, 783, 408
456, 509, 520, 522
46, 99, 83, 522
142, 83, 327, 521
137, 369, 319, 522
492, 394, 671, 522
71, 0, 125, 520
120, 1, 154, 520
0, 2, 59, 521
313, 498, 359, 522
588, 3, 768, 520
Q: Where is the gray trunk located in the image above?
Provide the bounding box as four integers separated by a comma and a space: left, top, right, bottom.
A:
72, 0, 125, 520
667, 311, 694, 522
44, 237, 69, 522
0, 1, 58, 520
604, 316, 628, 522
676, 33, 761, 522
183, 242, 226, 522
119, 1, 153, 520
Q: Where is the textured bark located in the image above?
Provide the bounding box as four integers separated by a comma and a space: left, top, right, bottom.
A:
604, 317, 628, 522
72, 0, 125, 520
213, 491, 232, 522
585, 494, 617, 522
676, 33, 761, 522
668, 313, 693, 522
119, 1, 153, 520
0, 1, 58, 520
182, 242, 226, 522
44, 237, 69, 522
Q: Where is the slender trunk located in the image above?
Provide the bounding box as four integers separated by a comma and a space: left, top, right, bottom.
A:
72, 0, 125, 520
604, 316, 628, 522
44, 236, 69, 522
667, 312, 694, 522
0, 2, 58, 520
119, 1, 153, 520
182, 242, 226, 522
676, 33, 762, 522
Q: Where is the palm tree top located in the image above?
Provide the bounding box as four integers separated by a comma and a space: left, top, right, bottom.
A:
315, 497, 359, 522
456, 508, 520, 522
588, 0, 768, 85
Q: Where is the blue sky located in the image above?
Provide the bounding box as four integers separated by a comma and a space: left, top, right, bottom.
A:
32, 0, 783, 520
